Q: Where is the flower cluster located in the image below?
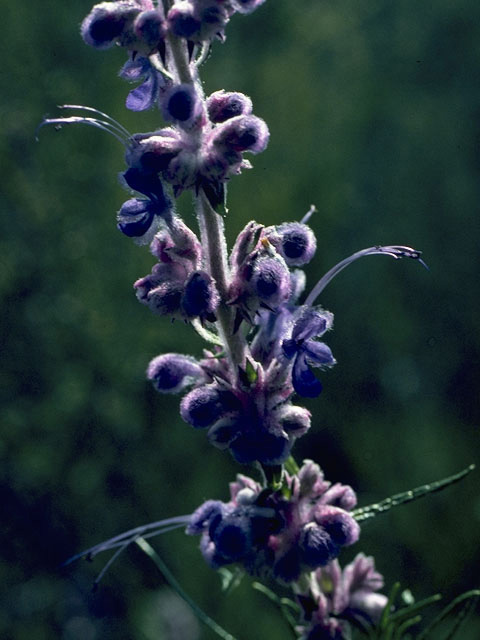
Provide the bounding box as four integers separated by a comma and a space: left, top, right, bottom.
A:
146, 218, 339, 464
187, 460, 360, 583
297, 553, 388, 639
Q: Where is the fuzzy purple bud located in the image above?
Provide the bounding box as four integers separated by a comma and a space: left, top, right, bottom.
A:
266, 222, 317, 267
207, 90, 253, 123
250, 255, 291, 306
212, 115, 269, 153
161, 84, 202, 126
316, 507, 360, 547
147, 353, 205, 393
274, 404, 311, 437
81, 1, 141, 49
180, 384, 238, 428
127, 129, 183, 172
299, 523, 338, 568
133, 9, 165, 51
181, 271, 219, 320
167, 3, 202, 40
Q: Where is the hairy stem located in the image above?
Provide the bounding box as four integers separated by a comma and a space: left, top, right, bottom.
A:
196, 190, 248, 375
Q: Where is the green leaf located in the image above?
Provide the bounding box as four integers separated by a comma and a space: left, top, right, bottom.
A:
191, 318, 224, 346
135, 537, 237, 640
245, 357, 258, 384
378, 582, 401, 633
389, 593, 441, 624
353, 464, 475, 523
417, 589, 480, 640
443, 595, 479, 640
392, 614, 422, 639
252, 582, 299, 636
218, 567, 245, 594
284, 456, 300, 476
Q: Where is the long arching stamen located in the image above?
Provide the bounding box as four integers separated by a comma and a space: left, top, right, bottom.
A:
63, 515, 191, 566
300, 204, 317, 225
36, 116, 129, 145
305, 245, 427, 307
58, 104, 132, 137
92, 538, 133, 590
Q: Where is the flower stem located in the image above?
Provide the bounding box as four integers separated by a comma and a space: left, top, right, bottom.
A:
196, 190, 248, 375
136, 537, 237, 640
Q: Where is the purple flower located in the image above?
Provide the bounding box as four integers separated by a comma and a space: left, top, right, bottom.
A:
282, 307, 336, 398
147, 353, 206, 393
187, 461, 359, 583
119, 55, 166, 111
298, 553, 387, 640
206, 90, 253, 123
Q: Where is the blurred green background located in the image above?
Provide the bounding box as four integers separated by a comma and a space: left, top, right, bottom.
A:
1, 0, 479, 638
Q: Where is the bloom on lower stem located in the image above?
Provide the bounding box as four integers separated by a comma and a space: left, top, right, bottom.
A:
186, 461, 360, 584
297, 553, 387, 640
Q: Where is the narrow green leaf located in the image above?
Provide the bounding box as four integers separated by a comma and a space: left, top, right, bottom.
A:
443, 595, 479, 640
252, 583, 298, 636
353, 465, 475, 523
284, 456, 300, 476
389, 593, 441, 623
392, 614, 422, 640
245, 357, 258, 384
378, 582, 401, 633
135, 538, 237, 640
191, 319, 223, 346
417, 589, 480, 640
218, 567, 245, 594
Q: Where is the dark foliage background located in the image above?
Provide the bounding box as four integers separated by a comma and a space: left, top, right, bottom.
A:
1, 0, 479, 638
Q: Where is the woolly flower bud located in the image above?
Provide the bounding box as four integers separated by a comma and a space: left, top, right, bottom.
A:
266, 222, 317, 267
127, 129, 183, 172
133, 9, 166, 52
143, 280, 183, 315
81, 1, 141, 49
250, 255, 292, 307
274, 404, 311, 437
181, 271, 219, 320
117, 198, 159, 243
161, 84, 203, 127
299, 523, 338, 569
167, 3, 201, 40
187, 500, 224, 535
207, 90, 253, 123
181, 385, 224, 428
210, 510, 253, 561
316, 506, 360, 547
147, 353, 205, 393
211, 115, 269, 154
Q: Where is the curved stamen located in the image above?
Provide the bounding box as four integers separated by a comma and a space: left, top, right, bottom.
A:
300, 204, 317, 225
63, 515, 191, 566
36, 116, 130, 145
305, 245, 428, 307
58, 104, 132, 137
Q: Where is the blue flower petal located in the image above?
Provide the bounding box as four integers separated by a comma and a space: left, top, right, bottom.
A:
292, 353, 323, 398
119, 56, 151, 81
303, 339, 335, 366
126, 75, 157, 111
117, 199, 155, 237
292, 308, 329, 342
282, 338, 298, 359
